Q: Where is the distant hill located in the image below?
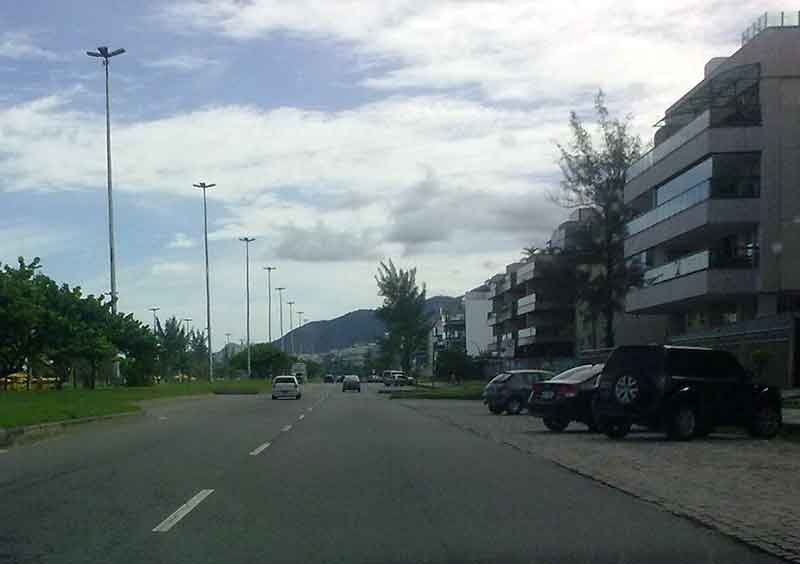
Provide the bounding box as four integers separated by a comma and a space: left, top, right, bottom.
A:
275, 295, 461, 355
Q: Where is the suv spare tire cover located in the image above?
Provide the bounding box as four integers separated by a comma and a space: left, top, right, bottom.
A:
613, 372, 653, 408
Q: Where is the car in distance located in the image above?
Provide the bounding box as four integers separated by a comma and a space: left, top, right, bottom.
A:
528, 364, 604, 431
592, 345, 783, 440
272, 375, 302, 400
482, 369, 554, 415
323, 374, 335, 383
342, 375, 361, 392
382, 370, 405, 386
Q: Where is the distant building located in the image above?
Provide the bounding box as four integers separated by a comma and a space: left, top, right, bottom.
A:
212, 342, 245, 365
464, 285, 492, 356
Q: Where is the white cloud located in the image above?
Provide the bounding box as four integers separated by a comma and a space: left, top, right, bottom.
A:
168, 232, 197, 249
0, 32, 60, 61
150, 260, 196, 276
144, 54, 219, 71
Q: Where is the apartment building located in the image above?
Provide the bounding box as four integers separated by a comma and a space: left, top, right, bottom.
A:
464, 286, 493, 356
622, 14, 800, 385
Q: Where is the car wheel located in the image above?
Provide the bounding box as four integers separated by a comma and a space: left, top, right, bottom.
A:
488, 404, 503, 415
604, 420, 631, 439
749, 405, 782, 438
667, 405, 696, 441
543, 417, 569, 432
297, 394, 302, 400
613, 373, 641, 406
271, 395, 277, 400
506, 398, 522, 415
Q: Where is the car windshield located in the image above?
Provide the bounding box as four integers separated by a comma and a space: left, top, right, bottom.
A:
4, 6, 793, 564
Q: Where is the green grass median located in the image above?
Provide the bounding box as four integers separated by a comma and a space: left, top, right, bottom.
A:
0, 380, 273, 429
389, 381, 486, 400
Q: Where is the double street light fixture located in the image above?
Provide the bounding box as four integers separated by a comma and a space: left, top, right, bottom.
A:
149, 307, 160, 331
194, 182, 216, 382
264, 266, 276, 344
287, 301, 295, 355
276, 287, 286, 352
87, 45, 125, 384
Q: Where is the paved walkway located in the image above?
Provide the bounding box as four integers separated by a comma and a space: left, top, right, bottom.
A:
400, 399, 800, 563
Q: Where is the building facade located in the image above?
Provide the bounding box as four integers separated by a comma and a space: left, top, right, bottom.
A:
464, 286, 493, 356
622, 14, 800, 386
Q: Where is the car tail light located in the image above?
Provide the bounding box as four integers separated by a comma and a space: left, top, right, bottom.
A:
531, 383, 544, 397
559, 384, 579, 398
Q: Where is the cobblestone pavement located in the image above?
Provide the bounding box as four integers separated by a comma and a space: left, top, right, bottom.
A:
399, 399, 800, 563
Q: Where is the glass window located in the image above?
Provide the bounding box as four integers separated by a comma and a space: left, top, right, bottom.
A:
605, 346, 664, 374
656, 158, 713, 205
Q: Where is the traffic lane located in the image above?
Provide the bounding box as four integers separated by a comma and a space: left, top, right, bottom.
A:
0, 385, 329, 564
144, 386, 781, 564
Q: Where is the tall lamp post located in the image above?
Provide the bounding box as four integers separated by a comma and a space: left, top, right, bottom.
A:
276, 287, 286, 352
87, 45, 125, 384
194, 182, 216, 382
239, 237, 256, 378
287, 301, 295, 355
296, 311, 304, 354
264, 266, 276, 344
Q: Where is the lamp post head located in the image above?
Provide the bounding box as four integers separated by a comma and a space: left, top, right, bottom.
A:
239, 237, 255, 243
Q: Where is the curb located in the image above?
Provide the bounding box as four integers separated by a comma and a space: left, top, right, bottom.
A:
0, 410, 143, 448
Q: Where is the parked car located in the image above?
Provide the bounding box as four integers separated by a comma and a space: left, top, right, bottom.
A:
482, 369, 554, 415
592, 345, 783, 440
335, 374, 345, 383
528, 364, 604, 431
272, 375, 302, 400
323, 374, 335, 383
342, 375, 361, 392
382, 370, 405, 386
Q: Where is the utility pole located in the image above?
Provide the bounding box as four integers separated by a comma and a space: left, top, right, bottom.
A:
264, 266, 276, 344
224, 332, 232, 365
296, 311, 304, 354
87, 45, 125, 384
239, 237, 255, 378
276, 287, 286, 352
194, 181, 216, 382
287, 301, 295, 355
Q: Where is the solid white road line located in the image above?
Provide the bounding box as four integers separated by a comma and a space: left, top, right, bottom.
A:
307, 407, 313, 412
152, 489, 214, 533
282, 424, 292, 432
298, 414, 305, 421
249, 441, 271, 456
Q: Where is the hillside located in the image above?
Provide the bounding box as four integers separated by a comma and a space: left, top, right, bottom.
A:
276, 295, 461, 354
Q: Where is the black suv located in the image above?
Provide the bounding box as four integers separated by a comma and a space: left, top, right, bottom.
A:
593, 345, 782, 440
482, 369, 554, 415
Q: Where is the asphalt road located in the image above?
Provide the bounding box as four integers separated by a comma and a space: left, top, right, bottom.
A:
0, 383, 784, 564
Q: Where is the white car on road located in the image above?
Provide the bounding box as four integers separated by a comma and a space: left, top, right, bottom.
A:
272, 375, 302, 400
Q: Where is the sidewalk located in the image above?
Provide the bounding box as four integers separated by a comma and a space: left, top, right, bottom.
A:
784, 408, 800, 426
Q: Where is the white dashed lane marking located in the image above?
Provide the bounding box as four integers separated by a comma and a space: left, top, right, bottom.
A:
152, 489, 214, 533
282, 425, 292, 432
298, 414, 305, 421
249, 441, 271, 456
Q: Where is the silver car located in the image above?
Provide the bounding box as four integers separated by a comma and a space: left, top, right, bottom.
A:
272, 375, 302, 400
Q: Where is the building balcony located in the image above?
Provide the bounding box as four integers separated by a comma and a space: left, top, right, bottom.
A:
497, 307, 514, 323
516, 293, 537, 316
516, 261, 536, 285
626, 250, 758, 314
487, 312, 497, 326
625, 187, 759, 259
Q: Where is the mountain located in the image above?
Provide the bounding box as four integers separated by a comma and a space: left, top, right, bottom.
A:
276, 295, 461, 355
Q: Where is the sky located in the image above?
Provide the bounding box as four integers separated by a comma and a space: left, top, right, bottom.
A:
0, 0, 775, 349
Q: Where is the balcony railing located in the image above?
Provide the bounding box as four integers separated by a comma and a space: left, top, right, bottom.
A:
517, 294, 537, 316
742, 11, 800, 46
627, 110, 711, 180
516, 261, 536, 284
487, 312, 497, 325
626, 176, 760, 237
643, 248, 758, 286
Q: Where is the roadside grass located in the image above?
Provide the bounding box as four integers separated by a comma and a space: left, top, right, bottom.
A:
390, 381, 486, 400
0, 380, 272, 429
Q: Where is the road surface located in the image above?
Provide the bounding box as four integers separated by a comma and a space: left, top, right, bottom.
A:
0, 384, 782, 563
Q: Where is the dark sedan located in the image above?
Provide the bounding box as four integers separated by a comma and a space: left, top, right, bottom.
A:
342, 375, 361, 392
482, 369, 554, 415
528, 364, 604, 431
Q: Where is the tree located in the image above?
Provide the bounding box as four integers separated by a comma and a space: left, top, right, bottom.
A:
434, 346, 476, 382
375, 260, 431, 375
230, 343, 290, 378
553, 91, 644, 348
156, 317, 189, 380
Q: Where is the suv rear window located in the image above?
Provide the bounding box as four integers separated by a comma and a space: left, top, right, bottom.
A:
551, 365, 601, 383
605, 347, 664, 375
274, 377, 295, 385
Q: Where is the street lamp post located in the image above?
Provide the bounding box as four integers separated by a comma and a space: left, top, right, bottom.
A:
264, 266, 276, 344
296, 311, 304, 354
239, 237, 256, 378
87, 45, 125, 384
287, 301, 295, 355
276, 287, 286, 352
193, 182, 216, 382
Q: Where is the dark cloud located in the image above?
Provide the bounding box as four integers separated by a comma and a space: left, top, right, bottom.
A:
273, 222, 380, 262
386, 169, 563, 252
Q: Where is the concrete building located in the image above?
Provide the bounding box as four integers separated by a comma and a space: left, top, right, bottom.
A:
464, 286, 492, 356
623, 13, 800, 386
